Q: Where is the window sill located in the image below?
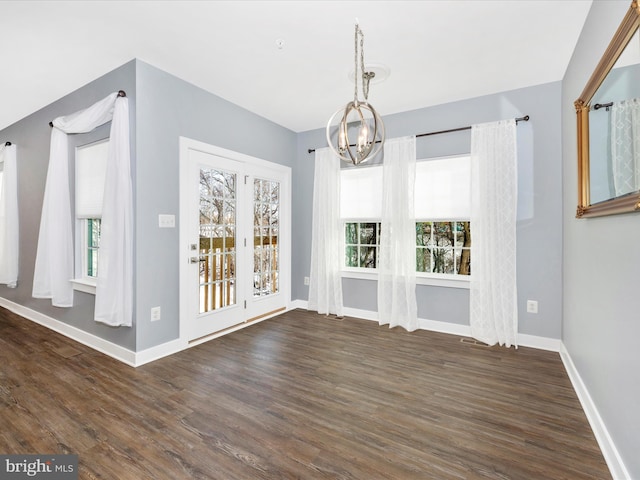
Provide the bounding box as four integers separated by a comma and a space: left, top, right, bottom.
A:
341, 270, 470, 289
71, 279, 96, 295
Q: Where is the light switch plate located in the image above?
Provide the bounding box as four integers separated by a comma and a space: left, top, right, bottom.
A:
151, 306, 161, 321
158, 214, 175, 228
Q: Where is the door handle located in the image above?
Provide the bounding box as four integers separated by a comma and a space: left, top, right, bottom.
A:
189, 256, 207, 264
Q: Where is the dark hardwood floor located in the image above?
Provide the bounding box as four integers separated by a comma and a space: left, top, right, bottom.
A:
0, 307, 610, 479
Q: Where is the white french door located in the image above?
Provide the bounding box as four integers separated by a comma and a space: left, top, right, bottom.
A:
179, 138, 290, 343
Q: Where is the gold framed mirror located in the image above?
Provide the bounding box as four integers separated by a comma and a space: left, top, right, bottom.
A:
576, 1, 640, 218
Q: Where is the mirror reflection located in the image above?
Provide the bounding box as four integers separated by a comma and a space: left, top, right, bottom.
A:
589, 28, 640, 204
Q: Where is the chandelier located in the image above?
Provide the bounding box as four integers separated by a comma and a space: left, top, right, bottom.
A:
326, 23, 385, 165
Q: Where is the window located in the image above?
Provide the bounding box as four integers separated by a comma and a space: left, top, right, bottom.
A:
343, 220, 471, 275
85, 218, 101, 278
72, 139, 109, 293
416, 221, 470, 275
345, 222, 380, 268
340, 155, 471, 283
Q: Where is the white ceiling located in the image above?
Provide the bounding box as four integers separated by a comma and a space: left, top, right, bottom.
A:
1, 0, 592, 133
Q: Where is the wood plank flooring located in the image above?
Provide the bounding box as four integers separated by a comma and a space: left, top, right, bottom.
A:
0, 307, 610, 479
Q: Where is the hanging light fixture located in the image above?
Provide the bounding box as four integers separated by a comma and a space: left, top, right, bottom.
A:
326, 23, 385, 165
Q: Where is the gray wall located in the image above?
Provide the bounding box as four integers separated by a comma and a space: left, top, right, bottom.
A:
562, 1, 640, 477
0, 60, 137, 350
134, 60, 296, 351
0, 58, 296, 354
294, 81, 563, 339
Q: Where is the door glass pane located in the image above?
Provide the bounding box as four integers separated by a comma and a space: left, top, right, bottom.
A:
200, 167, 236, 313
253, 178, 280, 297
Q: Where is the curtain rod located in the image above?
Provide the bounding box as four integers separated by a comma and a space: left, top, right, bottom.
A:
4, 142, 10, 146
593, 102, 613, 111
48, 90, 127, 127
307, 114, 530, 154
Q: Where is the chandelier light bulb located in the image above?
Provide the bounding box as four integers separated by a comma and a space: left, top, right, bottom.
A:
358, 124, 368, 153
339, 123, 347, 152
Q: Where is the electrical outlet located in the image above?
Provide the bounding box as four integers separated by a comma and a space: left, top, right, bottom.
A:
304, 276, 310, 286
526, 300, 538, 314
151, 306, 161, 321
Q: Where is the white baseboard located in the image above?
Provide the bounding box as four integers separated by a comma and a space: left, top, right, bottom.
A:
518, 333, 562, 352
559, 343, 630, 480
0, 297, 137, 366
289, 299, 308, 310
294, 299, 560, 351
135, 338, 185, 367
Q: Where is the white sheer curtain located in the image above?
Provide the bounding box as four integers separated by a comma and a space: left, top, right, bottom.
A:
378, 136, 418, 332
0, 144, 18, 288
33, 92, 133, 327
470, 120, 518, 348
611, 98, 640, 196
94, 97, 133, 327
308, 147, 344, 317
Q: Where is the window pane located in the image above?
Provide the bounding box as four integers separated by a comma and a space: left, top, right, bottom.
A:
261, 180, 271, 202
454, 221, 471, 247
270, 204, 279, 226
359, 223, 377, 245
88, 218, 101, 248
416, 248, 431, 273
271, 246, 278, 272
345, 223, 357, 244
432, 248, 454, 274
86, 218, 101, 277
359, 246, 377, 268
345, 245, 358, 267
224, 200, 235, 225
457, 248, 471, 275
433, 222, 454, 247
227, 279, 236, 305
253, 274, 261, 296
270, 182, 279, 202
416, 222, 431, 246
224, 172, 236, 199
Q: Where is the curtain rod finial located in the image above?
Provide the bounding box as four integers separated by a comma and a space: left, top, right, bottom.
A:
4, 141, 11, 146
118, 90, 126, 97
49, 121, 53, 128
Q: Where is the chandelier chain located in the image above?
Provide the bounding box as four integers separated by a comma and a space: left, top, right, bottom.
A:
353, 24, 370, 104
353, 25, 359, 104
360, 27, 369, 100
